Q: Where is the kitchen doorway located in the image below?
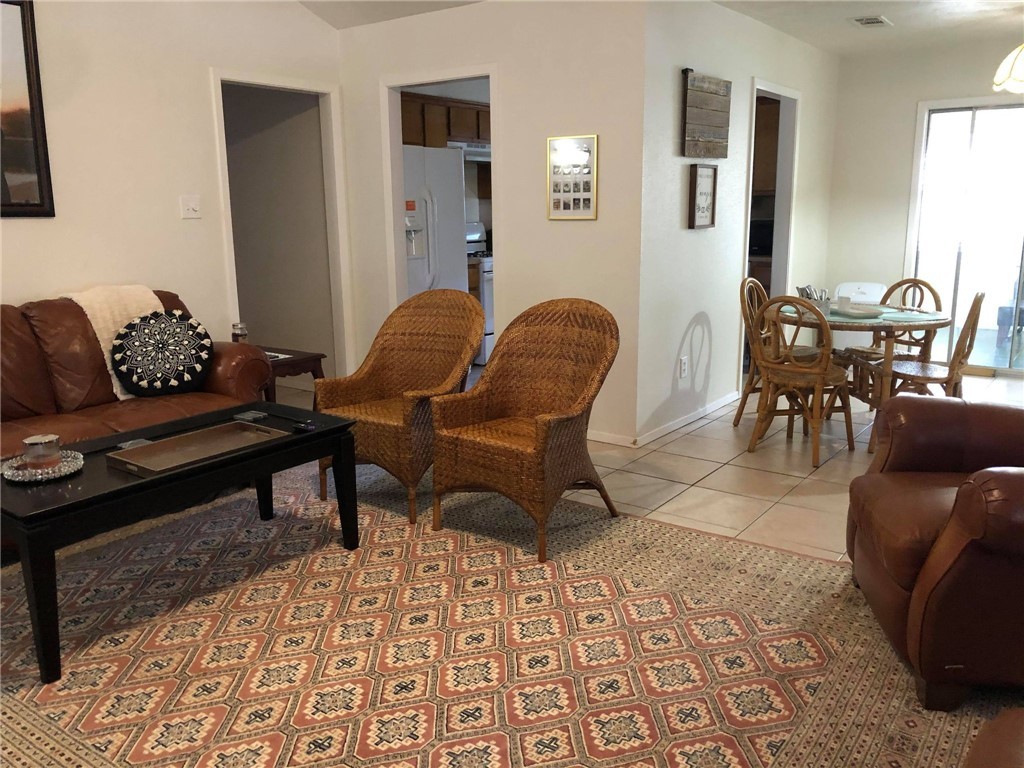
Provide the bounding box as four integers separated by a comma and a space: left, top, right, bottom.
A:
213, 74, 356, 394
387, 74, 495, 372
741, 82, 799, 375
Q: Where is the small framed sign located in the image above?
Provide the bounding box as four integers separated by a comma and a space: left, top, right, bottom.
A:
547, 134, 597, 220
688, 164, 717, 229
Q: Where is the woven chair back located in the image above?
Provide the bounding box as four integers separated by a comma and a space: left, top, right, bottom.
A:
752, 296, 830, 375
478, 298, 619, 418
364, 289, 485, 396
740, 277, 769, 347
877, 278, 943, 359
948, 292, 985, 377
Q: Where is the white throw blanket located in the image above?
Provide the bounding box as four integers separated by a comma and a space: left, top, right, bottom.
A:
63, 285, 163, 401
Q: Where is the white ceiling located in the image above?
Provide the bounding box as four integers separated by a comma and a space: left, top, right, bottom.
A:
299, 1, 478, 29
299, 1, 1021, 57
717, 1, 1022, 56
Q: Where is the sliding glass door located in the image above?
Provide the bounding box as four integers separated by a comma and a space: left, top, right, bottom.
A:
913, 104, 1024, 372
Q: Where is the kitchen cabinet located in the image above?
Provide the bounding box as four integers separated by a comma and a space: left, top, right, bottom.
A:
424, 104, 448, 148
477, 164, 491, 200
401, 93, 491, 146
752, 97, 779, 194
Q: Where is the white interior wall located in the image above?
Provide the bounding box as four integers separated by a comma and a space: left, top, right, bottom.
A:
0, 1, 341, 339
826, 34, 1020, 293
338, 2, 647, 441
636, 2, 839, 439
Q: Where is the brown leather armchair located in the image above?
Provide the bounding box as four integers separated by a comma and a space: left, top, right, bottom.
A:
847, 395, 1024, 710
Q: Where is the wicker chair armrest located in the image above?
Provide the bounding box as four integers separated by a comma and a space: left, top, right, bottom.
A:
403, 362, 470, 405
535, 410, 589, 451
315, 371, 387, 411
432, 389, 491, 431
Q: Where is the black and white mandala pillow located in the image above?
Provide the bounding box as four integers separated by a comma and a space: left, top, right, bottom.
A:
112, 310, 213, 396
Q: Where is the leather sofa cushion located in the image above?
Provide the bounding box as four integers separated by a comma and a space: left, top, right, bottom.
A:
21, 298, 116, 413
75, 393, 238, 432
850, 472, 966, 591
1, 414, 116, 458
1, 304, 58, 420
0, 393, 240, 458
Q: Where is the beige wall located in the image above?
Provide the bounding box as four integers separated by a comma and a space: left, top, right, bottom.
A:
223, 84, 337, 382
826, 33, 1021, 292
338, 2, 647, 440
0, 1, 341, 340
636, 3, 839, 438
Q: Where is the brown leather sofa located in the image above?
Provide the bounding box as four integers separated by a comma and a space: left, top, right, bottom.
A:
847, 395, 1024, 710
1, 289, 271, 459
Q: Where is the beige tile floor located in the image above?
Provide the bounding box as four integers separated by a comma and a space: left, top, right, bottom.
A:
278, 373, 1023, 561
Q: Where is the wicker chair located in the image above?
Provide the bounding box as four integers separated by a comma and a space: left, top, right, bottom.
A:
315, 290, 484, 523
748, 296, 855, 467
430, 298, 620, 562
868, 292, 985, 399
733, 277, 817, 426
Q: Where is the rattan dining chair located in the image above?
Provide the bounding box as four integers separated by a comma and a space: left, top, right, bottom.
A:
748, 296, 856, 467
430, 298, 619, 562
869, 292, 985, 398
733, 277, 817, 426
315, 289, 484, 523
845, 277, 943, 362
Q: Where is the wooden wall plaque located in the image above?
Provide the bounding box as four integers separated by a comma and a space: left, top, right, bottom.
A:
681, 68, 731, 158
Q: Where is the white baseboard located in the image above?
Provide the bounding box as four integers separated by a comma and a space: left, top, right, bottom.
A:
587, 391, 741, 448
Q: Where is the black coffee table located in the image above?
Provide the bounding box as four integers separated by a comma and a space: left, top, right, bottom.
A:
0, 402, 357, 683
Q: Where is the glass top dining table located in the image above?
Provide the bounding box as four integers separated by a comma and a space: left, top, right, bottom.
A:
777, 303, 952, 450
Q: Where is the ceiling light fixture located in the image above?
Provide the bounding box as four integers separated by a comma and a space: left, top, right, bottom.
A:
993, 43, 1024, 93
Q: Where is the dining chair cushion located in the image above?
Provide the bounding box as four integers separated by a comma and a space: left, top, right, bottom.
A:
770, 363, 849, 388
890, 360, 952, 383
843, 345, 884, 360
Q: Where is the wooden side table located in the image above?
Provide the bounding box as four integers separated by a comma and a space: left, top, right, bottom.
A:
258, 346, 327, 404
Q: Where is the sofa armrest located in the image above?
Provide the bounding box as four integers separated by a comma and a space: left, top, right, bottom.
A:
869, 395, 1024, 475
947, 468, 1024, 555
906, 468, 1024, 683
203, 342, 271, 402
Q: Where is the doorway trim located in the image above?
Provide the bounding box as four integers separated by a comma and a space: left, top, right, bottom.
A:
378, 64, 497, 308
740, 79, 800, 390
747, 78, 800, 300
210, 68, 357, 373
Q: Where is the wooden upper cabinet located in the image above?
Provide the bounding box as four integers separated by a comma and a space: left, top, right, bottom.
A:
400, 93, 491, 146
401, 99, 424, 146
752, 98, 780, 193
424, 104, 448, 148
448, 106, 479, 141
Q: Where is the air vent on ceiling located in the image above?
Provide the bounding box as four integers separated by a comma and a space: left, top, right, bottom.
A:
849, 15, 893, 28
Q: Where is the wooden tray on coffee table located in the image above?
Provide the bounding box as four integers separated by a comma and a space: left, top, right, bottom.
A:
106, 421, 289, 477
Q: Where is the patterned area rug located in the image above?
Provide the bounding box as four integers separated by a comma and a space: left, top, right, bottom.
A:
1, 464, 1019, 767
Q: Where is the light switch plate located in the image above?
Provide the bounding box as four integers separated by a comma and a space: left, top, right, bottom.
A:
179, 194, 201, 219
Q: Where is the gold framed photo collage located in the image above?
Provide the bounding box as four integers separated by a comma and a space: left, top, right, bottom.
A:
547, 134, 597, 220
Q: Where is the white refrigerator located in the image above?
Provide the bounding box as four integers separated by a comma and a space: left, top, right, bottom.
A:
403, 146, 468, 296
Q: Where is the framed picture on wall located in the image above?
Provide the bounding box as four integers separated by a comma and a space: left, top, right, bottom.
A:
2, 0, 54, 217
547, 134, 597, 220
687, 164, 717, 229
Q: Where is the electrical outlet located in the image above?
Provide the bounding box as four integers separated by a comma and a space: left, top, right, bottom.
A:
679, 356, 689, 379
